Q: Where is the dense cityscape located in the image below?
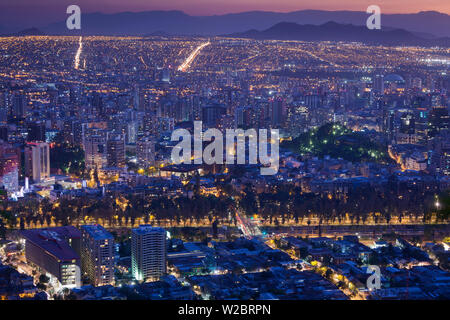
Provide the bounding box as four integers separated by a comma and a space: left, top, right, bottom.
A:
0, 6, 450, 303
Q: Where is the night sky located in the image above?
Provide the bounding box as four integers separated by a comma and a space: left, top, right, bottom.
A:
1, 0, 448, 28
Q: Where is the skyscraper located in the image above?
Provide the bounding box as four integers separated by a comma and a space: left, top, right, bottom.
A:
131, 225, 166, 282
11, 92, 26, 120
270, 97, 286, 127
83, 129, 107, 170
136, 136, 155, 167
373, 74, 385, 94
202, 104, 226, 127
27, 121, 46, 142
0, 141, 19, 195
80, 225, 115, 287
106, 134, 125, 168
24, 142, 50, 183
0, 91, 7, 123
0, 125, 8, 142
126, 121, 138, 144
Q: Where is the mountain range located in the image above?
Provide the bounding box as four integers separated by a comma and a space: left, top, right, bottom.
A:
1, 9, 450, 41
0, 27, 44, 37
224, 21, 450, 46
27, 10, 450, 38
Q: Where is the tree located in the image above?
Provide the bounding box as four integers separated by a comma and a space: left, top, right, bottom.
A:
39, 274, 50, 284
36, 283, 47, 291
0, 217, 6, 240
50, 132, 85, 176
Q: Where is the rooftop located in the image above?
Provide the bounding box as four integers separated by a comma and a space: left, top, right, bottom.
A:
81, 224, 113, 241
21, 226, 80, 261
132, 225, 166, 236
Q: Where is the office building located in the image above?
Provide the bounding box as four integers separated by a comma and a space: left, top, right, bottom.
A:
21, 227, 81, 288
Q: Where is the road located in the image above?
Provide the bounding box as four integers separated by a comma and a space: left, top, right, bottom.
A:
235, 206, 263, 238
177, 41, 210, 72
74, 36, 83, 70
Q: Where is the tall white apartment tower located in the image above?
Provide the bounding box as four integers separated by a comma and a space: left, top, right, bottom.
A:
131, 225, 166, 282
81, 225, 115, 286
25, 142, 50, 183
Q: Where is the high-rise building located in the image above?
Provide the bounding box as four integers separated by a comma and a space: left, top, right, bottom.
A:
83, 129, 107, 169
441, 147, 450, 176
24, 142, 50, 183
270, 97, 286, 127
161, 68, 170, 83
27, 121, 46, 142
373, 74, 384, 94
131, 225, 166, 282
235, 106, 256, 129
136, 136, 155, 167
0, 125, 8, 142
0, 141, 19, 195
430, 131, 450, 176
429, 106, 450, 136
21, 227, 81, 288
126, 121, 138, 144
106, 134, 125, 168
399, 113, 415, 134
412, 77, 422, 90
0, 91, 7, 123
91, 91, 104, 116
80, 225, 115, 287
202, 104, 226, 127
11, 92, 26, 119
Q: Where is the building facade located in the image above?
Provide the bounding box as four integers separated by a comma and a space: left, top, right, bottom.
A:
24, 142, 50, 183
0, 141, 19, 195
80, 225, 115, 287
21, 227, 81, 288
136, 136, 155, 167
131, 226, 166, 282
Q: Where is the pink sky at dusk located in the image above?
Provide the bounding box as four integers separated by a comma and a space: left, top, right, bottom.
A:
0, 0, 449, 27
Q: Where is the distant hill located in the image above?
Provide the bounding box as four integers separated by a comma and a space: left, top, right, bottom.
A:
16, 28, 44, 36
0, 27, 44, 37
282, 122, 391, 163
36, 10, 450, 38
224, 21, 450, 46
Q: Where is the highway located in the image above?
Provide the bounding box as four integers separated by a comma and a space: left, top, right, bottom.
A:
74, 36, 83, 70
177, 41, 210, 72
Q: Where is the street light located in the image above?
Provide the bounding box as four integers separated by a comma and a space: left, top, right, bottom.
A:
435, 201, 440, 210
434, 194, 440, 211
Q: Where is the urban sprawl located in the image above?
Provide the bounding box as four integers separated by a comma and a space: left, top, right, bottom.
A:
0, 36, 449, 300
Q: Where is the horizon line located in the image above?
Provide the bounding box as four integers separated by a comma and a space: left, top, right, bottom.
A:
65, 8, 449, 16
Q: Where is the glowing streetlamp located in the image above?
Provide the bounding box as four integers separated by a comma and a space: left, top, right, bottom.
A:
435, 201, 441, 210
